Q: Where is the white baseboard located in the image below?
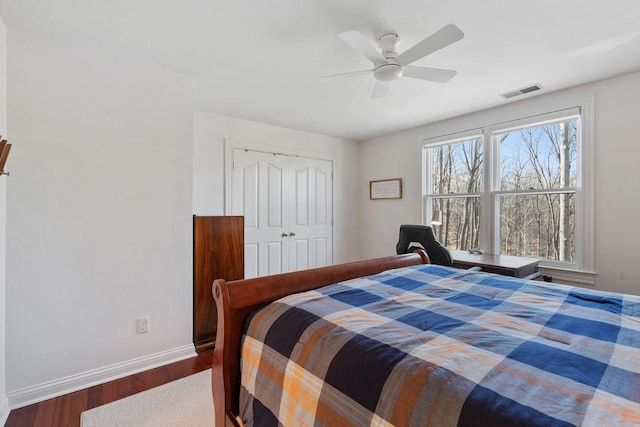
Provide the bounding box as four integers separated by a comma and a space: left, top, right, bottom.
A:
7, 344, 197, 410
0, 394, 9, 426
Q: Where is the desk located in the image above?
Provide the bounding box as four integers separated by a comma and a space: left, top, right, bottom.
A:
451, 250, 540, 279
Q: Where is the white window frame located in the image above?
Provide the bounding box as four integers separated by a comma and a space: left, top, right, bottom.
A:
422, 130, 484, 250
421, 95, 595, 281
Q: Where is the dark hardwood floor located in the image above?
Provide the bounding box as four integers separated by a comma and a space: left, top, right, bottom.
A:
5, 349, 214, 427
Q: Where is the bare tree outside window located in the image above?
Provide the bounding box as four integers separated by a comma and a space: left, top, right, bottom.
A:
498, 119, 577, 261
430, 138, 482, 250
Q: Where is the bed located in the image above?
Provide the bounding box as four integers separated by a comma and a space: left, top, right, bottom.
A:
211, 251, 640, 426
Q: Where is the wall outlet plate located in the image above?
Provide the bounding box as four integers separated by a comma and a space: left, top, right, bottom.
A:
136, 317, 150, 334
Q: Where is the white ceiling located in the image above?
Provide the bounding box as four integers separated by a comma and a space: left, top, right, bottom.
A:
1, 0, 640, 141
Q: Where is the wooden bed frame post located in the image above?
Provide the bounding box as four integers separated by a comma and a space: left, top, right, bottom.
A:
211, 251, 429, 426
212, 278, 242, 427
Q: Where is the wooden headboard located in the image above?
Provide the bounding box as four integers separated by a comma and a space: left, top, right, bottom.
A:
210, 251, 430, 426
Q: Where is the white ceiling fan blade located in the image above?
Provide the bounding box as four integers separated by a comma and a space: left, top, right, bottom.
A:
339, 31, 386, 65
371, 81, 391, 99
403, 66, 457, 83
398, 24, 464, 66
317, 69, 373, 82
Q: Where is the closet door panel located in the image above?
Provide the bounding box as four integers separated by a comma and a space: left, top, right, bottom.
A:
294, 167, 309, 226
315, 169, 328, 225
314, 237, 328, 267
290, 157, 333, 270
267, 241, 284, 275
267, 162, 284, 228
233, 149, 288, 277
245, 243, 259, 279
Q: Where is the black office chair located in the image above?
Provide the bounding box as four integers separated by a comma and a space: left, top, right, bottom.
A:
396, 224, 453, 266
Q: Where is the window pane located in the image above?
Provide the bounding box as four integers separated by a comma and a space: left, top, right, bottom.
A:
432, 197, 481, 250
499, 193, 575, 262
498, 119, 577, 191
431, 138, 483, 194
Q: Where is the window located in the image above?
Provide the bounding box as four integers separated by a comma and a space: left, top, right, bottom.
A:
496, 118, 577, 263
428, 137, 483, 250
423, 104, 591, 272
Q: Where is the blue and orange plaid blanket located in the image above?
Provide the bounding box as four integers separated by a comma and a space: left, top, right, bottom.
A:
239, 264, 640, 426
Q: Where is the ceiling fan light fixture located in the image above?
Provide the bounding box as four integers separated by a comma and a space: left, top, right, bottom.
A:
374, 63, 403, 81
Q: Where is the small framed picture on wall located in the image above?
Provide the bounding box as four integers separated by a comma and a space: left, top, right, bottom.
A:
370, 178, 402, 200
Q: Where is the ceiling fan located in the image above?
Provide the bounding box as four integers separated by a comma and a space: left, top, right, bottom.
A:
320, 24, 464, 99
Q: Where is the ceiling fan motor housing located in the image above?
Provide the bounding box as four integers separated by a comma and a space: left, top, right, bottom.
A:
375, 33, 402, 81
377, 33, 400, 58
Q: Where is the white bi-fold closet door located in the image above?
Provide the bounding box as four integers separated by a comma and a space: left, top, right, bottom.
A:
231, 148, 333, 278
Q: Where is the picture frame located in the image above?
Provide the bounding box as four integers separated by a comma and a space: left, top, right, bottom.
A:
370, 178, 402, 200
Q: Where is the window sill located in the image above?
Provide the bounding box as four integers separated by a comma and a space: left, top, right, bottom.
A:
537, 265, 597, 286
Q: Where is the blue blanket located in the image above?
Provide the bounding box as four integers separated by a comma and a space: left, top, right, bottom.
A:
240, 264, 640, 426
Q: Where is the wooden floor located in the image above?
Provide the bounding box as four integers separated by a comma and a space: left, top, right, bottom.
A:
5, 349, 214, 427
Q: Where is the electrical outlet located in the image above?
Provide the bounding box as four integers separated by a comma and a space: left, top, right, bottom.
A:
136, 317, 150, 334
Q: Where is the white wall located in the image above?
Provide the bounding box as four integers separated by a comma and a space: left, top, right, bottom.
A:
193, 111, 361, 264
0, 12, 8, 426
5, 29, 194, 405
360, 70, 640, 296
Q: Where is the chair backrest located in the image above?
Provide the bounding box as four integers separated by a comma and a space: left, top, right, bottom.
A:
396, 224, 453, 266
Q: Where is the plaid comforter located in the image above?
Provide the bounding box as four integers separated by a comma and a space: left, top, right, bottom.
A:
239, 264, 640, 426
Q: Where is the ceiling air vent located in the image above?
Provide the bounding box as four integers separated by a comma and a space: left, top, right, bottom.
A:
500, 84, 543, 99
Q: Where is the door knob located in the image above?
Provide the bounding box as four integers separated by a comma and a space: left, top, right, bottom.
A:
289, 232, 296, 236
281, 232, 289, 237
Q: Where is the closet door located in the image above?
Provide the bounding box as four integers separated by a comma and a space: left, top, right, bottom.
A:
231, 149, 333, 278
288, 157, 333, 271
232, 149, 289, 278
